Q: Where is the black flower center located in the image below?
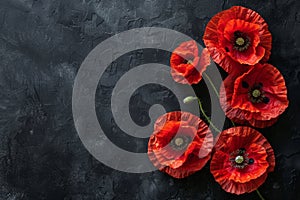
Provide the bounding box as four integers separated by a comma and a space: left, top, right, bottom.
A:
234, 155, 244, 164
187, 60, 193, 64
252, 89, 261, 98
175, 137, 184, 146
182, 56, 194, 64
229, 148, 255, 169
171, 136, 190, 150
243, 82, 270, 104
235, 37, 245, 46
233, 31, 251, 52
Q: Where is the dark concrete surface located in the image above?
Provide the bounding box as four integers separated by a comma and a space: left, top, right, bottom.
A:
0, 0, 299, 199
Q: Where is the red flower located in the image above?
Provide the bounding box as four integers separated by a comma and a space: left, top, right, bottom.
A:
203, 6, 272, 73
211, 126, 275, 195
220, 63, 289, 128
148, 111, 213, 178
170, 40, 211, 84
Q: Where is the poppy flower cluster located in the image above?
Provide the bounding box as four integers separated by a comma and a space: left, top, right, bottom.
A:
203, 6, 289, 129
147, 5, 289, 197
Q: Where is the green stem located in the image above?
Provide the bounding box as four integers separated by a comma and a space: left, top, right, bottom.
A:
256, 189, 266, 200
198, 99, 221, 133
203, 72, 219, 98
230, 120, 236, 127
203, 72, 236, 127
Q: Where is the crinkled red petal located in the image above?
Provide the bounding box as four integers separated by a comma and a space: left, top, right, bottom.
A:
170, 42, 210, 84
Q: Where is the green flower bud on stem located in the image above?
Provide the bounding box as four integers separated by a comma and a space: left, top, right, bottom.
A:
183, 96, 198, 104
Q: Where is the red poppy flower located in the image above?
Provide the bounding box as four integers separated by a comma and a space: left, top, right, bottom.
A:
211, 126, 275, 195
170, 40, 211, 84
203, 6, 272, 73
220, 63, 289, 128
148, 111, 213, 178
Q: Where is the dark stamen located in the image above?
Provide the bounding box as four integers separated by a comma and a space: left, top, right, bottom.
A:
262, 97, 270, 104
258, 82, 263, 88
248, 158, 254, 164
225, 47, 229, 52
242, 81, 249, 88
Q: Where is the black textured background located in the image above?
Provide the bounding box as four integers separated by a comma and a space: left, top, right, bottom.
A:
0, 0, 299, 199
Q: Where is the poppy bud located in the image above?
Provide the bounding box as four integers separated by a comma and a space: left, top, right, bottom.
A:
183, 96, 198, 104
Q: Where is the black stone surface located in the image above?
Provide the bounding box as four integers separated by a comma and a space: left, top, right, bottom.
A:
0, 0, 299, 199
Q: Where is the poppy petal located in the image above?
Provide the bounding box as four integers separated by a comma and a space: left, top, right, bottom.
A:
170, 41, 210, 84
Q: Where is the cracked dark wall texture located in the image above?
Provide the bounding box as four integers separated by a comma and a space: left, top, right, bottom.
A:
0, 0, 299, 199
